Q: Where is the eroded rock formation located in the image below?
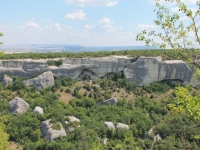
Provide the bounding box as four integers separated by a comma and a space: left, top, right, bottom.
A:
0, 56, 199, 87
40, 119, 67, 141
124, 56, 197, 86
0, 56, 132, 79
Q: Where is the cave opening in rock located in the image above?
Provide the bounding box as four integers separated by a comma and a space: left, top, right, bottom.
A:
78, 69, 98, 80
160, 79, 184, 86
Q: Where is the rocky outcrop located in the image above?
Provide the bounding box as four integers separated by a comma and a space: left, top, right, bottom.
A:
98, 98, 118, 105
40, 119, 67, 141
24, 71, 54, 90
103, 122, 116, 130
124, 56, 197, 86
103, 122, 129, 130
0, 56, 132, 79
116, 123, 129, 129
33, 106, 44, 115
9, 97, 29, 115
154, 134, 162, 142
0, 56, 199, 86
64, 116, 80, 132
2, 75, 13, 87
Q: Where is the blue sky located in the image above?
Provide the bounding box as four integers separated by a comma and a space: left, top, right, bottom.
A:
0, 0, 197, 46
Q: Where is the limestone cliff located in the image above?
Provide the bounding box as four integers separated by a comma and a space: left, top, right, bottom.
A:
0, 56, 199, 87
124, 56, 197, 86
0, 56, 132, 79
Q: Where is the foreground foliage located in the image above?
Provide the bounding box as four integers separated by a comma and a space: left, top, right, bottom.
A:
0, 73, 200, 149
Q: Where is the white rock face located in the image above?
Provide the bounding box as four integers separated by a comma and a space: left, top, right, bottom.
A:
154, 134, 162, 142
0, 56, 132, 79
33, 106, 44, 115
116, 123, 129, 130
124, 56, 196, 86
98, 98, 118, 105
103, 122, 129, 130
9, 97, 29, 115
0, 56, 199, 87
2, 75, 13, 87
40, 119, 67, 141
103, 122, 116, 130
24, 71, 54, 89
67, 116, 80, 122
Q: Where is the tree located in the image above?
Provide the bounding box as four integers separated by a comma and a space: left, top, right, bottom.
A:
136, 0, 200, 69
0, 115, 9, 150
136, 0, 200, 122
0, 32, 3, 45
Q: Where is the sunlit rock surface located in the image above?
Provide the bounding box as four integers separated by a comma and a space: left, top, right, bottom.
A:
2, 75, 13, 87
9, 97, 29, 115
0, 56, 199, 86
33, 106, 44, 115
40, 119, 67, 141
24, 71, 54, 89
124, 56, 197, 86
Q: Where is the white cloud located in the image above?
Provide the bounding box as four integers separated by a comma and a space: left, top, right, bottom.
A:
137, 24, 156, 30
46, 25, 53, 29
180, 16, 190, 21
85, 25, 96, 29
65, 0, 119, 6
171, 7, 197, 13
25, 21, 42, 29
99, 17, 114, 24
65, 10, 86, 20
17, 26, 25, 29
65, 26, 73, 30
85, 17, 121, 33
55, 23, 62, 31
149, 0, 196, 5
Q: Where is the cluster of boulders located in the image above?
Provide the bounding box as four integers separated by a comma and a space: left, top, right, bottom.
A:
103, 121, 129, 130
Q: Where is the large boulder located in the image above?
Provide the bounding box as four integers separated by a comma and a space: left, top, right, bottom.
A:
2, 75, 13, 87
116, 123, 129, 130
64, 116, 80, 132
24, 71, 54, 90
103, 122, 116, 130
33, 106, 44, 115
40, 119, 67, 141
9, 97, 29, 115
154, 134, 162, 142
98, 98, 118, 105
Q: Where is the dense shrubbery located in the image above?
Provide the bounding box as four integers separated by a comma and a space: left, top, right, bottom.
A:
47, 59, 63, 66
0, 49, 178, 60
1, 72, 200, 149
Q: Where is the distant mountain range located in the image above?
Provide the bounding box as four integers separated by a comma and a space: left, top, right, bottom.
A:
0, 44, 159, 53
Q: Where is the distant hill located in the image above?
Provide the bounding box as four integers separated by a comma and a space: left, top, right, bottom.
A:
0, 44, 158, 53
